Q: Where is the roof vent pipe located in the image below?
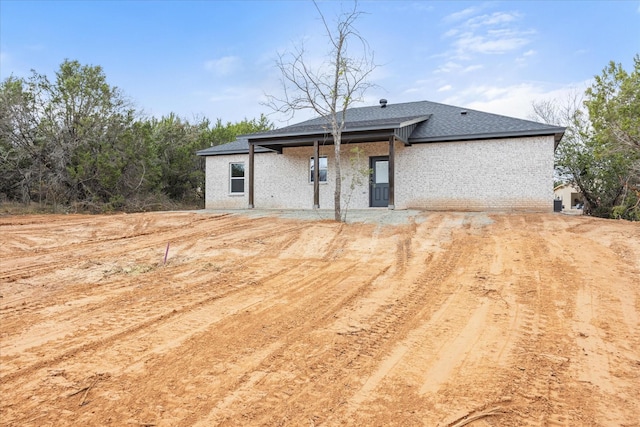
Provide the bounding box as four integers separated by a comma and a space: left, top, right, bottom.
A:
380, 99, 387, 108
460, 110, 468, 115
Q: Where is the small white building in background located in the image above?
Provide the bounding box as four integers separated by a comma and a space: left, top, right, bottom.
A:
554, 183, 583, 212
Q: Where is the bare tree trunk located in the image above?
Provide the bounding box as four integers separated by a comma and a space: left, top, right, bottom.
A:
334, 137, 342, 221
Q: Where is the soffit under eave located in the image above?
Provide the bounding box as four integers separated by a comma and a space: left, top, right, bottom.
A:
248, 129, 396, 150
247, 123, 424, 151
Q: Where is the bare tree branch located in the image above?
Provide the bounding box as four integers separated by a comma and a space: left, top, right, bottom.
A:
264, 0, 377, 221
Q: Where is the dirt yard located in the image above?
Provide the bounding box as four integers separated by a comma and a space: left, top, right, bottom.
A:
1, 211, 638, 426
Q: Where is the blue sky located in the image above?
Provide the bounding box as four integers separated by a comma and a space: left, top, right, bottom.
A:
1, 0, 639, 126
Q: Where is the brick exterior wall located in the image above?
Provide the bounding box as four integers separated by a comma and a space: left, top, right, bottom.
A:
204, 135, 555, 211
396, 136, 555, 211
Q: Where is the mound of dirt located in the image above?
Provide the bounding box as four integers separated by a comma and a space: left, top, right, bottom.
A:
1, 211, 638, 426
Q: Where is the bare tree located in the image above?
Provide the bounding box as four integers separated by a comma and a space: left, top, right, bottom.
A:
265, 1, 376, 221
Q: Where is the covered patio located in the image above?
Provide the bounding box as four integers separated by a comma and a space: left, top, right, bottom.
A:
245, 115, 431, 209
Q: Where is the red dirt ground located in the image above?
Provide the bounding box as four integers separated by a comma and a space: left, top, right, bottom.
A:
1, 211, 638, 426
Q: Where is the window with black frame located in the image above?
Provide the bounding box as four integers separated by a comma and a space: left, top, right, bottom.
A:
310, 156, 328, 183
230, 162, 245, 193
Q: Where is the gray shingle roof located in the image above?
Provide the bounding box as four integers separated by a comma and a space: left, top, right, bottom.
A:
196, 138, 273, 156
398, 100, 564, 143
197, 100, 565, 156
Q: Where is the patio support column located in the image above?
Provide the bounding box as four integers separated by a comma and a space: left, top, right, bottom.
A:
313, 140, 320, 209
248, 142, 254, 209
388, 136, 395, 210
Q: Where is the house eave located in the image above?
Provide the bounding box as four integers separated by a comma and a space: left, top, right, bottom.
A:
196, 146, 274, 157
197, 149, 249, 156
409, 128, 566, 145
248, 128, 403, 151
245, 115, 431, 149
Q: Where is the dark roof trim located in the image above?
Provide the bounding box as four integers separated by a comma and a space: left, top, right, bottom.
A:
197, 147, 269, 156
249, 129, 393, 147
411, 127, 566, 144
204, 133, 394, 155
197, 127, 565, 157
246, 115, 431, 148
196, 139, 274, 157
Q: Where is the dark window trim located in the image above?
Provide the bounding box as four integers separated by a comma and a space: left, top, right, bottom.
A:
310, 156, 328, 183
229, 162, 245, 194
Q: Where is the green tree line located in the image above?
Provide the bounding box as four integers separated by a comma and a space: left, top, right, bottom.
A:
534, 55, 639, 221
0, 59, 273, 212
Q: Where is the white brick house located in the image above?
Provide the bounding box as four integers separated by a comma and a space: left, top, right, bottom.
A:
197, 100, 565, 211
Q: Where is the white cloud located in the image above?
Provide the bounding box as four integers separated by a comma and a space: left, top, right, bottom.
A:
438, 6, 535, 63
437, 84, 452, 92
434, 61, 462, 73
204, 56, 241, 76
444, 6, 480, 23
440, 80, 592, 120
465, 12, 520, 27
454, 28, 534, 55
462, 64, 483, 73
443, 28, 459, 38
515, 50, 536, 67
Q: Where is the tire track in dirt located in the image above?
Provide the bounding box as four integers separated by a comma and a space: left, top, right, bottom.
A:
69, 259, 380, 426
51, 220, 399, 426
418, 300, 491, 395
0, 217, 319, 383
1, 216, 296, 365
3, 258, 330, 424
0, 214, 310, 330
564, 221, 640, 426
414, 215, 576, 427
0, 218, 379, 425
337, 214, 521, 426
1, 214, 215, 283
0, 213, 267, 284
492, 215, 587, 427
187, 261, 392, 426
2, 278, 251, 383
1, 211, 639, 426
230, 215, 473, 426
